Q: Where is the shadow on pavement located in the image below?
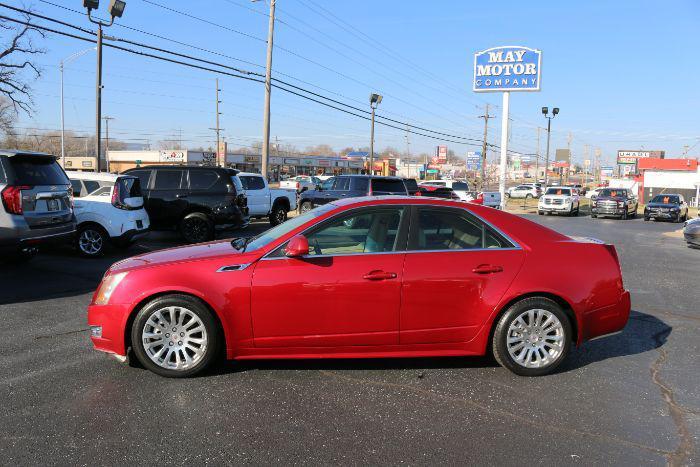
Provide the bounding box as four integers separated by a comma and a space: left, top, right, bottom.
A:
560, 309, 671, 372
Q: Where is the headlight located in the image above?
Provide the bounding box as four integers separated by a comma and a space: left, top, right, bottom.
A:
617, 201, 625, 207
94, 272, 128, 305
564, 197, 571, 203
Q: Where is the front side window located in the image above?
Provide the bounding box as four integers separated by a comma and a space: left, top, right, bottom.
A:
304, 207, 405, 256
413, 208, 512, 250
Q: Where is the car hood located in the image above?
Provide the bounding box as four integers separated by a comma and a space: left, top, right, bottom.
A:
595, 196, 625, 201
646, 202, 680, 208
108, 240, 260, 273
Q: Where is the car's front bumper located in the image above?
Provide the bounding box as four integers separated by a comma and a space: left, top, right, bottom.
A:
88, 302, 131, 359
645, 210, 679, 220
539, 203, 572, 212
591, 206, 624, 216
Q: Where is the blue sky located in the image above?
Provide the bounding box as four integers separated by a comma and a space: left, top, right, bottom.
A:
7, 0, 700, 166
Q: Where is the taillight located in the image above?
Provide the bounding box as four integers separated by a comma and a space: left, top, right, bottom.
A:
67, 186, 75, 209
296, 182, 300, 190
1, 185, 31, 215
111, 182, 127, 210
415, 190, 421, 196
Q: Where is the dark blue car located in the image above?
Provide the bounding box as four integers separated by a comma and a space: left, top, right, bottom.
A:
298, 175, 408, 213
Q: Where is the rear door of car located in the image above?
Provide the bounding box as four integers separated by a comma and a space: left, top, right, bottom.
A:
400, 206, 525, 344
186, 169, 224, 214
5, 154, 73, 229
146, 168, 187, 228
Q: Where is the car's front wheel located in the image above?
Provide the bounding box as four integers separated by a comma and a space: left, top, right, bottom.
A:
131, 294, 220, 378
492, 297, 572, 376
299, 201, 313, 214
180, 213, 213, 243
269, 203, 288, 226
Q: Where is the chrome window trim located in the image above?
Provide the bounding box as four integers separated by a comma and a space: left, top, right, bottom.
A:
259, 202, 522, 261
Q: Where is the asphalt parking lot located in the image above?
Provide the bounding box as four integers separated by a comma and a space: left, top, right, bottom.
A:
0, 215, 698, 465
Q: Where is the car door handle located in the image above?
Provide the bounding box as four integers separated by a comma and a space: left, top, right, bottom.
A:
472, 264, 503, 274
363, 270, 397, 281
176, 194, 188, 198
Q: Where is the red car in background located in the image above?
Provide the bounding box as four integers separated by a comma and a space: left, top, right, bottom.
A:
88, 197, 630, 378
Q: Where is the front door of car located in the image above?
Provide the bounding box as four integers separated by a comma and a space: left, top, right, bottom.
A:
400, 206, 525, 344
239, 175, 268, 216
250, 206, 409, 347
147, 169, 187, 228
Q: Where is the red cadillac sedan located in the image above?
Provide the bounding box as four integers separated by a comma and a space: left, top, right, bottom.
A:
88, 197, 630, 378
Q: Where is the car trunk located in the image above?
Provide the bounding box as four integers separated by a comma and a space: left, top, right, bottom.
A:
8, 155, 72, 229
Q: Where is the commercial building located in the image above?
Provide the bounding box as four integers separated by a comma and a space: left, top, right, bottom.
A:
636, 158, 699, 205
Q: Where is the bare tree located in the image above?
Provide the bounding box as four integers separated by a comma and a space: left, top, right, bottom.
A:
0, 9, 45, 117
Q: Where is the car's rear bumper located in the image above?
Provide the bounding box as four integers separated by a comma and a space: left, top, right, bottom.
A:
88, 302, 130, 358
113, 227, 150, 243
0, 219, 76, 253
581, 290, 631, 343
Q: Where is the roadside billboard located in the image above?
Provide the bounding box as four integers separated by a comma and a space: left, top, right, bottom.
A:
473, 46, 542, 92
555, 149, 570, 162
601, 166, 614, 177
437, 145, 448, 163
466, 151, 481, 170
617, 150, 664, 165
159, 150, 185, 163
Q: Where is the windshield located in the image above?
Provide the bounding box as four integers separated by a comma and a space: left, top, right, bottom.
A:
242, 203, 337, 251
599, 189, 626, 198
650, 195, 679, 204
545, 188, 571, 196
9, 155, 69, 185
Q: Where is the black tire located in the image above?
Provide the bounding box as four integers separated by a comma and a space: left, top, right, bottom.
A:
269, 203, 288, 226
299, 201, 313, 214
180, 213, 213, 244
630, 209, 637, 219
131, 294, 221, 378
538, 210, 543, 215
644, 216, 650, 221
675, 213, 682, 223
525, 193, 533, 199
504, 193, 510, 198
76, 224, 107, 257
621, 208, 628, 220
492, 297, 572, 376
591, 214, 597, 218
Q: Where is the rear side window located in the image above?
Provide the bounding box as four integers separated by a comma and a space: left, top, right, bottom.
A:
70, 179, 83, 197
452, 182, 469, 191
413, 208, 513, 250
403, 179, 418, 191
371, 178, 407, 194
333, 177, 350, 191
9, 156, 69, 185
188, 170, 219, 190
84, 180, 100, 194
153, 170, 184, 190
240, 175, 265, 190
351, 177, 369, 192
128, 170, 152, 189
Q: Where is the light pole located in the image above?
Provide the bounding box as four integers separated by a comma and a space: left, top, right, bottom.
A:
83, 0, 126, 172
369, 93, 382, 174
60, 47, 94, 167
541, 106, 559, 188
253, 0, 276, 181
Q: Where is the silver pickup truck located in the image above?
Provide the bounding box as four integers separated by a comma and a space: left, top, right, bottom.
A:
237, 173, 298, 226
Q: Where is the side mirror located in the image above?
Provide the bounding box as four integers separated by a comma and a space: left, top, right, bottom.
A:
285, 235, 309, 258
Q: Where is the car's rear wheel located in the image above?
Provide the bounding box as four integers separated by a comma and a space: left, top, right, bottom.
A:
180, 213, 213, 243
131, 294, 220, 378
492, 297, 572, 376
526, 193, 533, 199
269, 203, 288, 226
299, 201, 313, 214
76, 224, 107, 257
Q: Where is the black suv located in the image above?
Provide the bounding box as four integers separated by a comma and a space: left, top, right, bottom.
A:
124, 166, 249, 243
298, 175, 408, 213
644, 194, 689, 222
591, 188, 639, 220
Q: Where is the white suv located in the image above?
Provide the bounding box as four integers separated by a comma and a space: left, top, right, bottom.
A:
419, 179, 472, 200
67, 171, 150, 256
538, 186, 580, 216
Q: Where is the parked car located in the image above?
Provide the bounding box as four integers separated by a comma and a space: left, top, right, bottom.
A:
418, 186, 460, 200
123, 166, 249, 243
590, 188, 638, 219
683, 217, 700, 248
538, 186, 580, 216
586, 187, 603, 199
0, 150, 76, 260
469, 191, 502, 209
298, 175, 407, 213
644, 194, 689, 222
67, 171, 150, 257
506, 184, 541, 199
237, 172, 297, 226
279, 175, 320, 193
88, 196, 630, 378
402, 178, 420, 196
419, 179, 471, 200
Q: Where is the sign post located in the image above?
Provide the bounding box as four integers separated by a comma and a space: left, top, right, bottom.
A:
473, 45, 542, 209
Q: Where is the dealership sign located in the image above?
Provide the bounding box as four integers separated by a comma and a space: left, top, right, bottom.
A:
473, 46, 542, 92
617, 150, 664, 164
436, 145, 448, 163
159, 150, 185, 163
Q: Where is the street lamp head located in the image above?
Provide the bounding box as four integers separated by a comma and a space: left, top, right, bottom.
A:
552, 107, 559, 116
541, 106, 548, 116
83, 0, 100, 11
109, 0, 126, 18
369, 93, 383, 106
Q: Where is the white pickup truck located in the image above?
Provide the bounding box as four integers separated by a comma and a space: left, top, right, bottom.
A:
237, 172, 297, 225
279, 175, 321, 193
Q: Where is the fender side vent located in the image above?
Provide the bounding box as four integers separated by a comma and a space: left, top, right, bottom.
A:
216, 263, 251, 273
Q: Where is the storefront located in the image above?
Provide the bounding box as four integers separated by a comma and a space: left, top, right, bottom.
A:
62, 156, 97, 172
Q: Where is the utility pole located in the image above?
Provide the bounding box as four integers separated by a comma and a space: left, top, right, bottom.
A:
565, 132, 573, 184
209, 78, 224, 167
260, 0, 276, 180
478, 103, 493, 190
535, 127, 541, 183
102, 116, 114, 172
95, 24, 103, 171
595, 148, 602, 185
583, 144, 589, 186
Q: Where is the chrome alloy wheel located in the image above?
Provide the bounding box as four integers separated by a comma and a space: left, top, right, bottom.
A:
78, 228, 103, 255
506, 308, 565, 369
141, 306, 208, 370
